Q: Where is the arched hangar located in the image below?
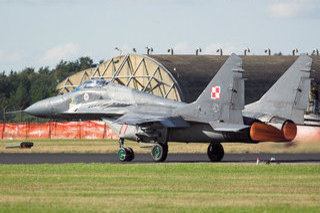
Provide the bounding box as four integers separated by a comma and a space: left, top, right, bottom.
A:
57, 54, 320, 107
57, 54, 184, 102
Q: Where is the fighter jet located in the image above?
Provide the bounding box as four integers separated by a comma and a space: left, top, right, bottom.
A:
24, 54, 312, 162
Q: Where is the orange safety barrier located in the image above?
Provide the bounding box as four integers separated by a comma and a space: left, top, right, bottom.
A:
0, 122, 319, 141
0, 121, 117, 140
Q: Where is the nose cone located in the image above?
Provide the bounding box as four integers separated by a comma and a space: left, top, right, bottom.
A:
24, 99, 53, 118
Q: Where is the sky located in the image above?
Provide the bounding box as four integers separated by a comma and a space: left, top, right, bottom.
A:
0, 0, 320, 73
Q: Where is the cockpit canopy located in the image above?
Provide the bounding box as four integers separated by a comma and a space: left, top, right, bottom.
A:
72, 78, 108, 92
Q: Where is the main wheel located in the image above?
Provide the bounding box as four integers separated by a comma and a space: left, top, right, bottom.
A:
207, 142, 224, 162
118, 147, 134, 162
151, 143, 168, 162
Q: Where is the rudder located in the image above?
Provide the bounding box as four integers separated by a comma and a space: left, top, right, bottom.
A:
179, 53, 245, 125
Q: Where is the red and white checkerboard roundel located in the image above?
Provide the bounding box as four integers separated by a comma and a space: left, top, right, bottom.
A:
211, 86, 221, 100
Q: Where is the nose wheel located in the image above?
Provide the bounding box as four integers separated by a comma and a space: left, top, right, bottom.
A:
118, 139, 135, 162
207, 142, 224, 162
151, 143, 168, 162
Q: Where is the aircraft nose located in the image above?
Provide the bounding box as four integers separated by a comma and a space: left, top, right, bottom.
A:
24, 99, 53, 117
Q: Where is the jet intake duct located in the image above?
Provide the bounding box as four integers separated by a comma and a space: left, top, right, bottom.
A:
250, 118, 297, 142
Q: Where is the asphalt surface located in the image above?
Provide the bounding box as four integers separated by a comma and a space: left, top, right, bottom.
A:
0, 153, 319, 164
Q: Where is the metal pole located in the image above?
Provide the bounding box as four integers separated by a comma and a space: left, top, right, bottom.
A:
103, 122, 106, 139
1, 108, 5, 139
3, 107, 6, 124
79, 119, 82, 139
196, 48, 202, 56
216, 48, 223, 56
292, 48, 298, 56
168, 48, 174, 55
49, 119, 52, 139
19, 108, 22, 123
265, 48, 271, 56
312, 48, 319, 56
25, 119, 27, 139
244, 48, 250, 56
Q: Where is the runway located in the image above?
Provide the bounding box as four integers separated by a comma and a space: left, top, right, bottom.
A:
0, 153, 319, 164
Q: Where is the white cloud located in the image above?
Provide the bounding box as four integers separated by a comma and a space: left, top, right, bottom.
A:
41, 43, 80, 65
267, 0, 319, 18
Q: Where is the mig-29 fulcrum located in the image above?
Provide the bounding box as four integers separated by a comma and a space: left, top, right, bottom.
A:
25, 54, 312, 162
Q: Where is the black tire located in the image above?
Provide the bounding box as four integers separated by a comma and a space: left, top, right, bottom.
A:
126, 147, 135, 161
151, 143, 168, 162
118, 147, 134, 162
207, 143, 224, 162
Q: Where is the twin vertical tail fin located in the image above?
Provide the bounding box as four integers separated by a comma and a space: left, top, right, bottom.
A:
245, 54, 313, 124
180, 53, 246, 130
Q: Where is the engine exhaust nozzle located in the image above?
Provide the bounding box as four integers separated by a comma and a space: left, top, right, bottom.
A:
282, 121, 297, 141
250, 122, 297, 142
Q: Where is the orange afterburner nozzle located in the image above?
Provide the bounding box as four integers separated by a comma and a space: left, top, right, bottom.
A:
282, 122, 297, 141
250, 122, 297, 142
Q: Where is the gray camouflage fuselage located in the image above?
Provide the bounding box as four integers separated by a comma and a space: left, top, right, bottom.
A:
25, 81, 246, 143
25, 54, 312, 145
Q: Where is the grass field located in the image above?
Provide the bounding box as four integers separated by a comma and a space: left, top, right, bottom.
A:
1, 139, 320, 154
0, 164, 319, 212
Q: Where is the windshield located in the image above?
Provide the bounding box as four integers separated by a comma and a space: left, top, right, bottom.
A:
72, 78, 108, 92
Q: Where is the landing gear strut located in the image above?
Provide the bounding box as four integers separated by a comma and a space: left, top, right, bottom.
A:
118, 138, 135, 162
207, 142, 224, 162
151, 143, 168, 162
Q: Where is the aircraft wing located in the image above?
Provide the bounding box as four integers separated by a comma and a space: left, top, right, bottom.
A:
114, 113, 190, 128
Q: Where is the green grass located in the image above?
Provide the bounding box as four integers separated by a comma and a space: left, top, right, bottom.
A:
0, 164, 319, 212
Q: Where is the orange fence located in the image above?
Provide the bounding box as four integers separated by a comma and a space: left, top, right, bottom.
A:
0, 121, 319, 141
0, 121, 117, 140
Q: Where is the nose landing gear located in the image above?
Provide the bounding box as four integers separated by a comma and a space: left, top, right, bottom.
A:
118, 138, 135, 162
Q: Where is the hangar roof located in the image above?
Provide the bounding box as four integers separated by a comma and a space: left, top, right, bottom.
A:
148, 55, 320, 103
57, 54, 320, 105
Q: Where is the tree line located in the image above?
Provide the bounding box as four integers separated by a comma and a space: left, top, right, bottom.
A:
0, 57, 97, 122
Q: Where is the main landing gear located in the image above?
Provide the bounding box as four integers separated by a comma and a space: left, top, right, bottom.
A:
151, 143, 168, 162
207, 142, 224, 162
117, 138, 169, 162
118, 138, 135, 162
